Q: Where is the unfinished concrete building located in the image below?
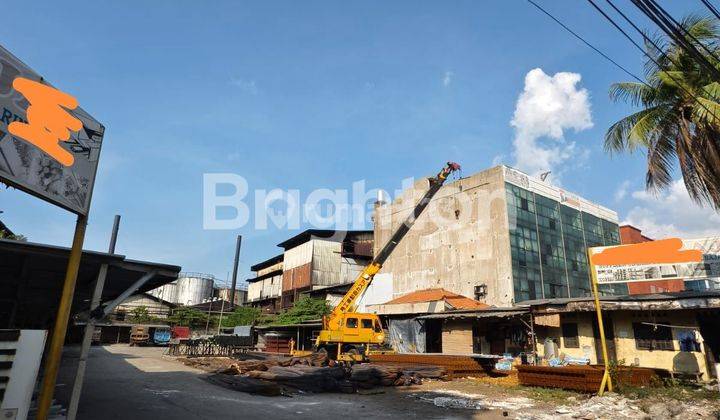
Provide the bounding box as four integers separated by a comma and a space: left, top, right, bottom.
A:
373, 165, 622, 308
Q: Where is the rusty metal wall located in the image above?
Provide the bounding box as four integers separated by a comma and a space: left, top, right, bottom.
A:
282, 263, 312, 292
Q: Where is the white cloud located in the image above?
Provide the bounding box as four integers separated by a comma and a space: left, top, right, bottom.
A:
230, 77, 258, 94
622, 180, 720, 239
442, 71, 453, 87
614, 180, 631, 201
510, 68, 593, 181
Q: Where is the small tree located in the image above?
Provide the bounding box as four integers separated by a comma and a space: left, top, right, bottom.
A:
221, 306, 261, 327
275, 297, 330, 325
168, 307, 209, 328
130, 306, 151, 323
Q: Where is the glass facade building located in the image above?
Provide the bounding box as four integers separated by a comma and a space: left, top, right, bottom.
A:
506, 182, 625, 302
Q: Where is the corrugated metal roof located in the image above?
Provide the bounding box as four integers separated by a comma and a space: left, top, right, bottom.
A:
384, 288, 490, 310
418, 308, 528, 320
250, 254, 284, 272
276, 229, 373, 249
520, 290, 720, 307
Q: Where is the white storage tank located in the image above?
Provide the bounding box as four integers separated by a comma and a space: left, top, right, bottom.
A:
175, 272, 215, 306
148, 281, 178, 303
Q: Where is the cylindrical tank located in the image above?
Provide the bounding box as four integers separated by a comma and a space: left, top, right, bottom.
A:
175, 273, 215, 306
149, 281, 178, 303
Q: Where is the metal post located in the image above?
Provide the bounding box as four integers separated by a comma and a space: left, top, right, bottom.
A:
205, 299, 213, 335
67, 215, 120, 420
588, 249, 613, 395
217, 298, 226, 335
229, 235, 242, 308
529, 312, 537, 364
37, 214, 88, 420
108, 215, 121, 254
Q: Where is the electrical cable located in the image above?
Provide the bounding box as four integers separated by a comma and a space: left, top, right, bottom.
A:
526, 0, 648, 85
701, 0, 720, 21
631, 0, 720, 80
587, 0, 720, 122
650, 0, 720, 63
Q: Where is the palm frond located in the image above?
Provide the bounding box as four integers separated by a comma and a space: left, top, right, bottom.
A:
608, 82, 659, 107
605, 106, 672, 154
692, 96, 720, 126
680, 14, 718, 42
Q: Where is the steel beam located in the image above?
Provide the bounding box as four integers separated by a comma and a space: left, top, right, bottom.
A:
98, 270, 158, 318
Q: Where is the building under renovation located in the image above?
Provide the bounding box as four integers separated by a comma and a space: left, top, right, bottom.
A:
373, 165, 623, 308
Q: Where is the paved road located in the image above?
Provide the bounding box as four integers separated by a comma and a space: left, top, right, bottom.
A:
55, 345, 494, 420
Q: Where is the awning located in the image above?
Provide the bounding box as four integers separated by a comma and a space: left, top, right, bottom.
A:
417, 308, 529, 320
0, 238, 181, 329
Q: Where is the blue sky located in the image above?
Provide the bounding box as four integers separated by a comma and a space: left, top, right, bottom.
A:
1, 0, 719, 286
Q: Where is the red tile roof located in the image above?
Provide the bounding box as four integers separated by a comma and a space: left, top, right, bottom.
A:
384, 288, 489, 310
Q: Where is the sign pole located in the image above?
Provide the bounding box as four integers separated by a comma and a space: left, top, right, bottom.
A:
588, 249, 613, 395
37, 214, 88, 420
67, 215, 120, 420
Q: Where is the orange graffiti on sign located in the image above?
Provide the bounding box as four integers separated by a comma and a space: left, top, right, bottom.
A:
591, 238, 702, 266
8, 77, 82, 166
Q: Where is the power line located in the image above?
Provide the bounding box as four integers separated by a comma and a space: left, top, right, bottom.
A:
586, 0, 720, 122
586, 0, 648, 57
631, 0, 720, 80
652, 0, 720, 62
701, 0, 720, 21
525, 0, 647, 85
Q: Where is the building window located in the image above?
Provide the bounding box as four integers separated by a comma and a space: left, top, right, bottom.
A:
474, 284, 487, 300
562, 323, 579, 348
520, 197, 529, 211
632, 323, 674, 351
678, 329, 701, 352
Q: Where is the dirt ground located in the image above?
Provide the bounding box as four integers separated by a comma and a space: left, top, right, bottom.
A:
58, 345, 720, 419
180, 354, 720, 419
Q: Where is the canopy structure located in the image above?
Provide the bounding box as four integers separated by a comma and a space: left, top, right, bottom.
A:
0, 238, 180, 329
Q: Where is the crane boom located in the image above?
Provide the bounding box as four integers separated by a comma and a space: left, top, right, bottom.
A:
323, 162, 461, 331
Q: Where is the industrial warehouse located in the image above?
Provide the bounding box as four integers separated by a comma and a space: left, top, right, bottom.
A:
4, 2, 720, 420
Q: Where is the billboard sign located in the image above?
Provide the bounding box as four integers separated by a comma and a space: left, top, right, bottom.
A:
588, 237, 720, 284
0, 45, 104, 215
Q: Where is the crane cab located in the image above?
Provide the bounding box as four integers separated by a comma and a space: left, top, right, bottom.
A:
315, 313, 386, 361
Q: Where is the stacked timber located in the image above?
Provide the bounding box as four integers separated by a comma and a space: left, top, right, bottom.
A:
196, 352, 449, 395
350, 363, 448, 388
246, 365, 348, 393
204, 374, 282, 396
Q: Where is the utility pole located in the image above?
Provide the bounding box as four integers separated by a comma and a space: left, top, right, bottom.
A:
229, 235, 242, 308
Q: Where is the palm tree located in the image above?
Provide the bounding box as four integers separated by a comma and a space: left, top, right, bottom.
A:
606, 15, 720, 209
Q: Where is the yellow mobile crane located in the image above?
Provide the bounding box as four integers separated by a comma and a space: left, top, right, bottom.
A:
315, 161, 461, 361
